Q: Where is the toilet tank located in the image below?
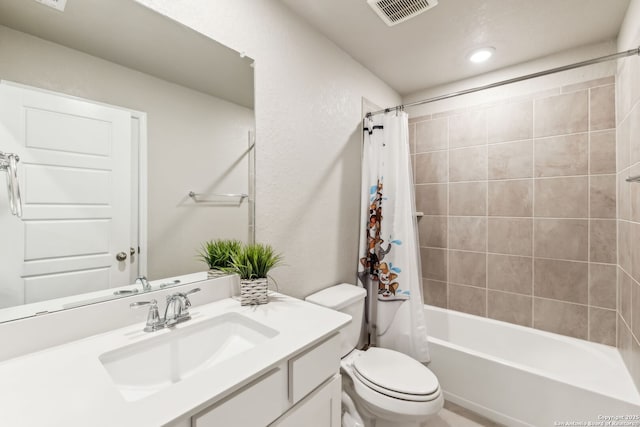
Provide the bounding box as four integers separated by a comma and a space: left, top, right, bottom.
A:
305, 284, 366, 357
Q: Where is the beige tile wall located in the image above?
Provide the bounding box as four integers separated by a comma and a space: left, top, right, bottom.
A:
410, 76, 617, 345
616, 48, 640, 391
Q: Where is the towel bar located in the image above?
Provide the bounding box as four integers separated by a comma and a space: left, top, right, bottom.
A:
188, 191, 248, 202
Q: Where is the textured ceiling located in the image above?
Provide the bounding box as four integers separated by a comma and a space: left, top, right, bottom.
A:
279, 0, 631, 95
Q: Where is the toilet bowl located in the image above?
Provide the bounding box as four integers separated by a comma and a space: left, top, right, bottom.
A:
342, 347, 443, 426
306, 284, 443, 427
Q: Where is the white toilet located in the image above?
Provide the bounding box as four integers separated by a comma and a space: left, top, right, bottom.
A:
306, 284, 443, 427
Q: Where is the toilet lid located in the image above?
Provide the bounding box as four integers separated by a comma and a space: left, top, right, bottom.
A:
353, 348, 439, 398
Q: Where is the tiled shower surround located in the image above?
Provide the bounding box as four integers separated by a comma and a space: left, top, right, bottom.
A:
617, 46, 640, 390
410, 76, 617, 345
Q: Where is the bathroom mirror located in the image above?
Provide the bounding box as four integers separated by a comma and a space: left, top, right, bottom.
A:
0, 0, 255, 322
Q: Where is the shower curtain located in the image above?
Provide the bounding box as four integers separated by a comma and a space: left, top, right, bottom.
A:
358, 110, 430, 362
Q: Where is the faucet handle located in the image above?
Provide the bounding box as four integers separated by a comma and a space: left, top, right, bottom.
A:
183, 287, 201, 299
130, 299, 156, 309
130, 299, 164, 332
171, 288, 201, 304
181, 288, 201, 309
168, 288, 202, 325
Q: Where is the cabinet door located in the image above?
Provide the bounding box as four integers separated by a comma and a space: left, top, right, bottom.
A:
270, 375, 341, 427
289, 334, 340, 404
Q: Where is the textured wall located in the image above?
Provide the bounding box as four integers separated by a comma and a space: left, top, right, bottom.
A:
616, 0, 640, 392
411, 76, 617, 344
135, 0, 401, 298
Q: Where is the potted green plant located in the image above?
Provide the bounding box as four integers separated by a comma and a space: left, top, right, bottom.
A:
226, 243, 283, 305
198, 239, 243, 278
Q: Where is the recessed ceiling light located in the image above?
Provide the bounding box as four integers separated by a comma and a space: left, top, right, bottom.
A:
469, 47, 495, 63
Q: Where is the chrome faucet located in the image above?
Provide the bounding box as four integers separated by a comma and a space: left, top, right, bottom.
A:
130, 299, 164, 332
130, 288, 201, 332
164, 288, 201, 327
135, 276, 151, 292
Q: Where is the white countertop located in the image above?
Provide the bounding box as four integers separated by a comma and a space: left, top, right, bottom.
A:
0, 293, 350, 427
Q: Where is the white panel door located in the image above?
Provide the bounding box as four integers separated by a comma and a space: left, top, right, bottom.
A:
0, 83, 132, 308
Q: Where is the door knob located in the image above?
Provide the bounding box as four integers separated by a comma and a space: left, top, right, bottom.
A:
116, 252, 127, 261
130, 247, 136, 256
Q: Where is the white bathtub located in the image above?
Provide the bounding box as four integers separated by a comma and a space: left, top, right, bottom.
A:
424, 305, 640, 426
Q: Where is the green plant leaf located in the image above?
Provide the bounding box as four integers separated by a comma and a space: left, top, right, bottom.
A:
197, 239, 243, 269
225, 243, 283, 279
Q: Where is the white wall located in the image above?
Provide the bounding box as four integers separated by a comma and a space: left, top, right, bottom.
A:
0, 24, 254, 281
136, 0, 402, 298
619, 0, 640, 51
403, 41, 617, 116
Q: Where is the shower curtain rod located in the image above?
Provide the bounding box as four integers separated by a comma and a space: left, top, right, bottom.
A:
366, 46, 640, 117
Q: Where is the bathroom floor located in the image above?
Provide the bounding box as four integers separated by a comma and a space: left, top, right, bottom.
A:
424, 401, 503, 427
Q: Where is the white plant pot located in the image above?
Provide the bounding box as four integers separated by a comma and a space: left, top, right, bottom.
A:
239, 278, 268, 305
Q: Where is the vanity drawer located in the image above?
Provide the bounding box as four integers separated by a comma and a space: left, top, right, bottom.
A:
288, 334, 340, 404
192, 367, 286, 427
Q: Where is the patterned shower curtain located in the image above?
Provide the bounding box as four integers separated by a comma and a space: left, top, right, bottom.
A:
358, 110, 430, 362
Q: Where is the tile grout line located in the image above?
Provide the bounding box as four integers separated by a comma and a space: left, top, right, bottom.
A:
422, 213, 614, 220
446, 282, 612, 310
532, 97, 536, 328
415, 173, 618, 186
630, 88, 638, 350
412, 140, 557, 156
446, 116, 450, 310
615, 75, 620, 349
587, 86, 592, 342
419, 247, 607, 265
412, 127, 616, 155
485, 111, 489, 318
435, 215, 614, 221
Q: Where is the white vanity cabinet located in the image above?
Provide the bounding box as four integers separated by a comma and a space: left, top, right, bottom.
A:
0, 293, 351, 427
190, 334, 342, 427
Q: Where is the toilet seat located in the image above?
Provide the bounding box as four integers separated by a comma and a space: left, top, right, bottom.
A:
344, 348, 443, 422
352, 348, 440, 402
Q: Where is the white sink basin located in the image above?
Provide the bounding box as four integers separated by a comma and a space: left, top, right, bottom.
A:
99, 312, 278, 401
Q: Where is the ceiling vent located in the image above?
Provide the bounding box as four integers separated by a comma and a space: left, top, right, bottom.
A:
367, 0, 438, 26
